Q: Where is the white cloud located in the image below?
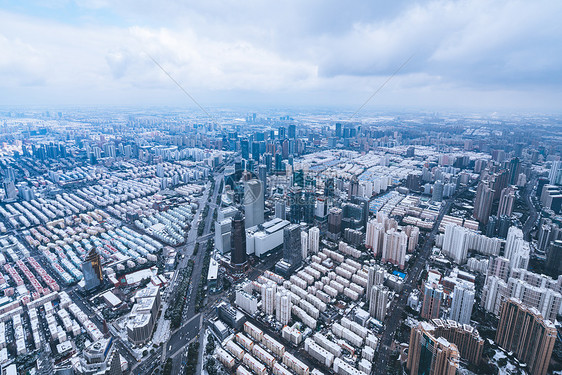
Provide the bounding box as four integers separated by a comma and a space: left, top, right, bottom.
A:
0, 0, 560, 110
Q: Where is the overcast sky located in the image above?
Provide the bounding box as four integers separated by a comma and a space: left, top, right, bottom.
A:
1, 0, 561, 111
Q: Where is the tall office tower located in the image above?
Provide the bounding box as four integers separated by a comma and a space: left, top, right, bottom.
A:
244, 179, 264, 228
275, 289, 292, 325
421, 282, 443, 320
449, 282, 475, 325
473, 181, 494, 225
275, 200, 286, 220
278, 126, 286, 140
507, 157, 521, 185
258, 164, 267, 194
335, 122, 342, 137
432, 180, 444, 202
497, 187, 515, 217
303, 190, 315, 223
308, 227, 320, 254
486, 256, 511, 282
549, 160, 562, 185
230, 211, 248, 270
327, 207, 342, 240
381, 228, 408, 269
300, 231, 309, 260
369, 285, 389, 321
367, 265, 385, 301
240, 139, 250, 160
3, 180, 17, 200
283, 224, 302, 269
495, 298, 556, 375
365, 219, 385, 256
351, 195, 369, 229
288, 124, 296, 139
251, 141, 260, 161
442, 224, 470, 264
324, 177, 335, 198
82, 248, 103, 291
262, 281, 277, 316
547, 240, 562, 276
407, 323, 460, 375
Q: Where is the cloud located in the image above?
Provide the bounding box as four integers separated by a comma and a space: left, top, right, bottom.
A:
0, 0, 560, 110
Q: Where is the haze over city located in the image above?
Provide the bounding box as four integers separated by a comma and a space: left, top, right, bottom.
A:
1, 2, 562, 375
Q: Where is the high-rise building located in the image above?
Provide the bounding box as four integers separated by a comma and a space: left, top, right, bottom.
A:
381, 228, 407, 269
432, 319, 484, 366
244, 179, 264, 228
473, 181, 494, 225
300, 230, 308, 260
366, 219, 385, 257
369, 285, 389, 321
407, 322, 459, 375
283, 224, 302, 269
230, 211, 248, 270
504, 226, 530, 270
442, 224, 470, 264
495, 298, 556, 375
308, 227, 320, 255
421, 282, 443, 320
82, 248, 103, 291
449, 281, 475, 325
367, 265, 385, 302
275, 288, 292, 325
275, 200, 286, 220
262, 281, 276, 316
549, 160, 562, 185
547, 240, 562, 276
432, 180, 444, 202
327, 207, 342, 240
497, 186, 515, 217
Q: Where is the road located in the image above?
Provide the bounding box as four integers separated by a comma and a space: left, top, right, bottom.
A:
521, 177, 538, 242
372, 187, 468, 375
134, 170, 224, 374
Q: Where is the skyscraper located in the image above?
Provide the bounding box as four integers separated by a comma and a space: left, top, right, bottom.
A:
366, 219, 385, 257
244, 179, 264, 228
369, 285, 389, 321
381, 228, 407, 269
497, 186, 515, 217
231, 211, 248, 270
308, 227, 320, 255
449, 282, 475, 325
432, 180, 444, 202
407, 322, 459, 375
82, 248, 103, 291
495, 298, 556, 375
473, 181, 494, 225
367, 265, 385, 302
547, 240, 562, 276
283, 224, 302, 269
300, 230, 308, 260
421, 282, 443, 320
275, 288, 292, 325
